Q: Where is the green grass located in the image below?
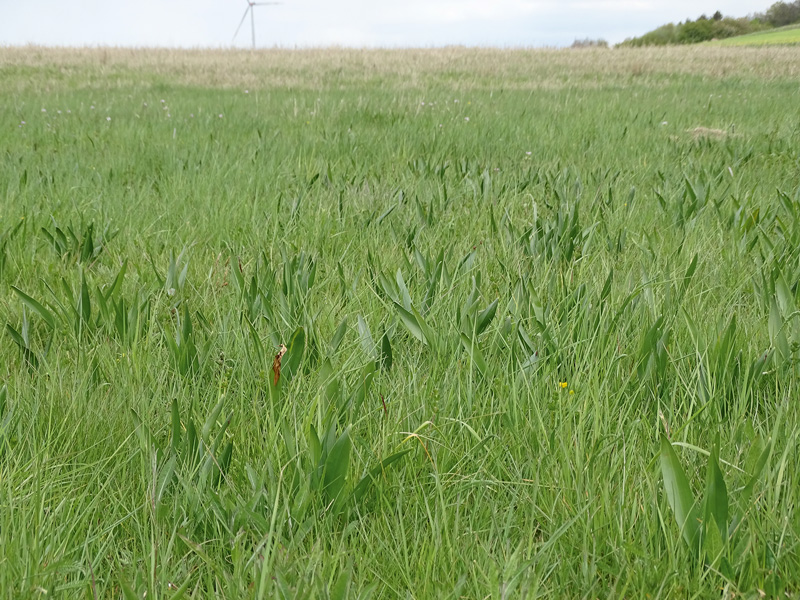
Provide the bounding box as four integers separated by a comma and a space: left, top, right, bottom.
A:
713, 23, 800, 46
1, 46, 800, 598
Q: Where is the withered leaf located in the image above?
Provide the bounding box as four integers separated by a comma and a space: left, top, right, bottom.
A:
272, 344, 287, 386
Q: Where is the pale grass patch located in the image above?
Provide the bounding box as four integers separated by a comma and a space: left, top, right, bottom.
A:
686, 126, 732, 139
1, 45, 800, 92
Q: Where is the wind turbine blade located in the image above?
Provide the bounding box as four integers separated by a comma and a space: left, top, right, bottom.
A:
232, 6, 250, 41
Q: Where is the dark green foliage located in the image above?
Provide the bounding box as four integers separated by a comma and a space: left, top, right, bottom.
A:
763, 0, 800, 26
620, 14, 769, 46
41, 218, 117, 265
661, 433, 771, 573
621, 2, 800, 46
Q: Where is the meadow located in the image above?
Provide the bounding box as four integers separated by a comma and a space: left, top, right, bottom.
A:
713, 23, 800, 46
1, 45, 800, 598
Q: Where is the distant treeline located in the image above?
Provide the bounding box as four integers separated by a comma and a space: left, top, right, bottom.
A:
618, 1, 800, 46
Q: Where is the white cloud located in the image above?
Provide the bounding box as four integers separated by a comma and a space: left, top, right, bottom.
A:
379, 0, 541, 24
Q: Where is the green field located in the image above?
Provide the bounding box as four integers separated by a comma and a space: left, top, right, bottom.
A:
2, 45, 800, 598
715, 23, 800, 45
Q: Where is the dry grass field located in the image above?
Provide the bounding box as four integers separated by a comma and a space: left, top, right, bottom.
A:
3, 45, 800, 91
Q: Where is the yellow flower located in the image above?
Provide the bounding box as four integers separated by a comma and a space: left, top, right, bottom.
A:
559, 381, 568, 389
569, 389, 575, 395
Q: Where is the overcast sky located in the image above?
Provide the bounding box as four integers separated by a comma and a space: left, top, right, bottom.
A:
0, 1, 775, 48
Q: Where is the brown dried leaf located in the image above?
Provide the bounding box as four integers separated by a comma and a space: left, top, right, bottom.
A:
272, 344, 287, 386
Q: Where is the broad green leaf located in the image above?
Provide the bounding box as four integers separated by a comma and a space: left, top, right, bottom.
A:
80, 224, 94, 263
180, 305, 192, 346
244, 317, 265, 365
5, 324, 27, 350
411, 305, 438, 350
11, 286, 55, 329
329, 316, 348, 355
171, 398, 182, 454
329, 563, 352, 600
660, 434, 701, 550
768, 297, 782, 345
185, 418, 198, 468
684, 177, 698, 203
703, 437, 728, 540
79, 272, 91, 326
325, 375, 342, 415
119, 577, 139, 600
351, 449, 411, 503
775, 273, 794, 317
682, 308, 702, 352
317, 355, 333, 385
130, 409, 155, 455
105, 260, 127, 301
178, 259, 189, 290
458, 248, 477, 274
476, 299, 498, 336
460, 332, 488, 377
599, 268, 613, 302
323, 428, 351, 504
767, 290, 791, 361
377, 272, 400, 305
322, 419, 337, 456
94, 285, 109, 323
209, 411, 232, 455
213, 441, 233, 486
380, 331, 393, 371
163, 327, 179, 365
59, 278, 79, 324
395, 269, 412, 312
740, 437, 771, 507
41, 227, 56, 251
166, 577, 192, 600
395, 302, 426, 345
520, 352, 539, 374
413, 248, 429, 275
581, 221, 599, 257
230, 255, 245, 292
281, 327, 306, 382
703, 515, 724, 563
517, 326, 536, 355
155, 455, 177, 505
349, 362, 376, 416
357, 315, 376, 359
376, 203, 396, 225
201, 396, 226, 443
422, 251, 443, 314
307, 424, 322, 467
681, 254, 699, 294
